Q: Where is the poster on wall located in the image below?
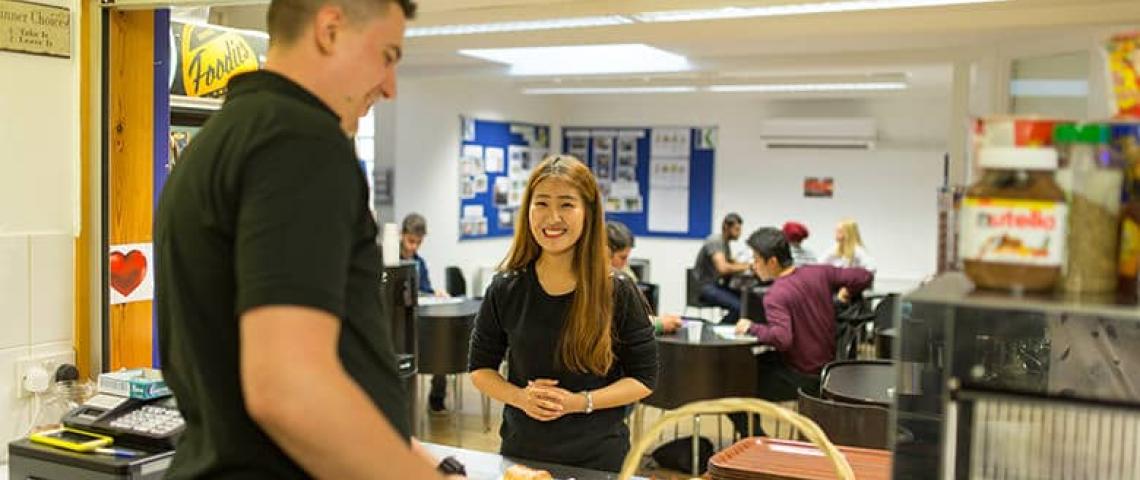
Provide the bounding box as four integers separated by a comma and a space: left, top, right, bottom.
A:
564, 125, 714, 239
460, 117, 550, 240
804, 177, 835, 198
109, 243, 155, 305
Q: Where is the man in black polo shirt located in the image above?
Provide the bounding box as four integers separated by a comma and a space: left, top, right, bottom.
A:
155, 0, 458, 478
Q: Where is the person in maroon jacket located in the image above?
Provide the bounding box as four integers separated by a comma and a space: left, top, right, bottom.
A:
729, 227, 874, 437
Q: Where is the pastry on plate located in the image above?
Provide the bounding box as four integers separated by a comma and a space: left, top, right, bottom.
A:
503, 464, 554, 480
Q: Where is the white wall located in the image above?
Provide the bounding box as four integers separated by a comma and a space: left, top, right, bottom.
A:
389, 77, 562, 293
392, 81, 949, 314
558, 94, 948, 314
0, 0, 80, 461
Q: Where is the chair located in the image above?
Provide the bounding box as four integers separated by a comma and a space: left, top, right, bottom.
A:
684, 267, 723, 322
797, 388, 889, 450
835, 296, 876, 361
870, 294, 899, 359
444, 266, 466, 297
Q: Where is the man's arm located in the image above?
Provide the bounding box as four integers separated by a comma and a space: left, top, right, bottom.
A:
829, 266, 875, 296
241, 306, 447, 480
710, 251, 750, 276
745, 299, 793, 350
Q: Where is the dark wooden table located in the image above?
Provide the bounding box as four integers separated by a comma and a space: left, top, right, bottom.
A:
415, 298, 481, 442
638, 322, 766, 477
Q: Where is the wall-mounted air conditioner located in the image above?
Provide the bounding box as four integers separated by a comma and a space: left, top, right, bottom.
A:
758, 117, 877, 150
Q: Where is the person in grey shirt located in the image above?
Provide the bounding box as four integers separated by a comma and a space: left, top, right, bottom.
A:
692, 213, 751, 324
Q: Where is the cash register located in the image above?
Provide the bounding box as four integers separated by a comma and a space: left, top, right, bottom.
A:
7, 369, 179, 479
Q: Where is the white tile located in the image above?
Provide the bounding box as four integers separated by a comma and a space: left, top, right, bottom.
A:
27, 341, 74, 360
0, 236, 30, 350
0, 346, 31, 464
29, 234, 73, 345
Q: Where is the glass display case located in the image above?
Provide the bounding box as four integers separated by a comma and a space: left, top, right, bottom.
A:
894, 273, 1140, 479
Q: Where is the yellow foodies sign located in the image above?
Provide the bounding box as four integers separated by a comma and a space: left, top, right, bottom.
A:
177, 23, 260, 98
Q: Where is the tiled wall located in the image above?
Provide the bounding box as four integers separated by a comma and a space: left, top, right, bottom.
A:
0, 233, 76, 462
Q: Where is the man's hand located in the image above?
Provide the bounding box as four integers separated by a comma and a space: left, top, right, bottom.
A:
658, 314, 683, 334
735, 318, 754, 336
837, 287, 850, 303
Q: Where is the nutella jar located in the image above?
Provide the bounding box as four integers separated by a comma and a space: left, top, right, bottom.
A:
960, 147, 1068, 292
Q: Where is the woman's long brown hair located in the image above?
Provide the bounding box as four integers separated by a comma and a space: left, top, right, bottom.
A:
500, 155, 614, 376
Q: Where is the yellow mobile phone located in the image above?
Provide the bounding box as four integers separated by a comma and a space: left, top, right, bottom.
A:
29, 427, 113, 452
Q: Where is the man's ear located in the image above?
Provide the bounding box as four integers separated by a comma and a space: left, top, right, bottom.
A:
312, 4, 345, 55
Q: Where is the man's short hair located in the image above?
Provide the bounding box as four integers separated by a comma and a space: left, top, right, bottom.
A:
723, 213, 743, 230
267, 0, 417, 46
605, 221, 635, 253
401, 213, 427, 236
747, 227, 793, 268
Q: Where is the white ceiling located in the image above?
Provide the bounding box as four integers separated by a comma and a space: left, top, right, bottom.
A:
208, 0, 1140, 96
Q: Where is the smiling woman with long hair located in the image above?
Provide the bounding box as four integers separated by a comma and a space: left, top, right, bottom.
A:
468, 155, 658, 472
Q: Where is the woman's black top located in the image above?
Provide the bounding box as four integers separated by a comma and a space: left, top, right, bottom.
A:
468, 264, 659, 472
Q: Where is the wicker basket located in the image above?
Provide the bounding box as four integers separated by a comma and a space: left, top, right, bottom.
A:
618, 397, 855, 480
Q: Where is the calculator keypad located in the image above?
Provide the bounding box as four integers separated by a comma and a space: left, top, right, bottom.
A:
108, 405, 185, 437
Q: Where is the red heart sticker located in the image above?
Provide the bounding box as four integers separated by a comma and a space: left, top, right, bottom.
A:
110, 249, 148, 297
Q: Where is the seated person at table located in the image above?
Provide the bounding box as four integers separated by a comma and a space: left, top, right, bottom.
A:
400, 213, 451, 414
606, 221, 683, 334
822, 219, 876, 271
469, 155, 658, 472
692, 213, 751, 324
729, 227, 873, 437
400, 213, 449, 297
782, 221, 817, 266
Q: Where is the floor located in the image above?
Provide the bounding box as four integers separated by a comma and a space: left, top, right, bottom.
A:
414, 374, 803, 479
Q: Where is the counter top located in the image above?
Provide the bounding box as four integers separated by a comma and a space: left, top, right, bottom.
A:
421, 442, 646, 480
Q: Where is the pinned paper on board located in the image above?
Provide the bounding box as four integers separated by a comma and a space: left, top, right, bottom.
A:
508, 145, 532, 178
460, 176, 477, 199
485, 147, 505, 173
651, 128, 691, 157
493, 176, 511, 207
461, 205, 487, 236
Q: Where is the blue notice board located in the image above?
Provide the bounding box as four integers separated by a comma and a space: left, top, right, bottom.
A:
459, 116, 551, 240
562, 126, 715, 239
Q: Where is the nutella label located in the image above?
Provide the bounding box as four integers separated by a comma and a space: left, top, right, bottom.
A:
960, 198, 1067, 266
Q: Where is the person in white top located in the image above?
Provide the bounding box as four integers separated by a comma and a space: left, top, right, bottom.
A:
823, 219, 876, 271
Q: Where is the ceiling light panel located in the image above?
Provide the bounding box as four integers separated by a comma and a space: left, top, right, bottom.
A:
406, 15, 633, 38
708, 82, 908, 92
634, 0, 1008, 23
523, 86, 698, 95
458, 44, 691, 76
